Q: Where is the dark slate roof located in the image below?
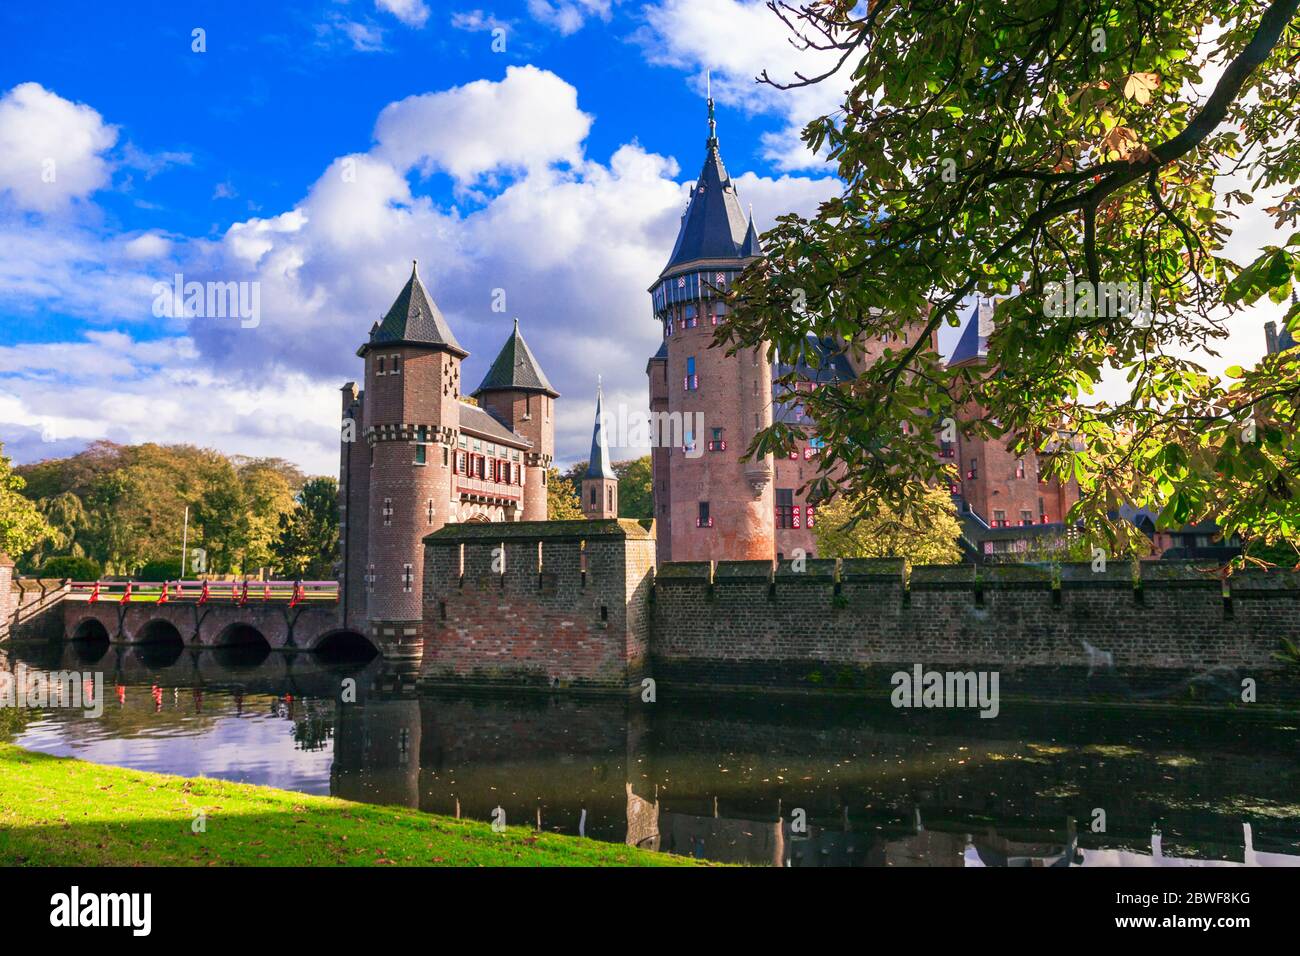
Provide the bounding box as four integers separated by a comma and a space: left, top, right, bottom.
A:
458, 400, 530, 448
585, 383, 616, 480
661, 120, 754, 275
650, 340, 667, 361
948, 299, 994, 367
361, 261, 466, 357
739, 213, 762, 258
772, 336, 857, 426
473, 319, 558, 397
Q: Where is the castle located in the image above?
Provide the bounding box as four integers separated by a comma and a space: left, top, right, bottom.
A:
338, 100, 1086, 651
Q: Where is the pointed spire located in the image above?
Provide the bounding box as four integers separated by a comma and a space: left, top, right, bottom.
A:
361, 259, 465, 356
474, 319, 559, 397
585, 380, 615, 480
706, 70, 717, 148
740, 207, 762, 258
659, 98, 751, 274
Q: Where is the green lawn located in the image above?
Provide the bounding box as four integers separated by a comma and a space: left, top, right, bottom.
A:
0, 744, 697, 867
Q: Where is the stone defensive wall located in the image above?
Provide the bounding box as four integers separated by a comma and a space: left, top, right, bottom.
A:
420, 519, 656, 692
417, 523, 1300, 704
650, 557, 1300, 702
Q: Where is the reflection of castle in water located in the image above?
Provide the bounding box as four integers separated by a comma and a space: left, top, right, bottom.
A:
7, 645, 1299, 867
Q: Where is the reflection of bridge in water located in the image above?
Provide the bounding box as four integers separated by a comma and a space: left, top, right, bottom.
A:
7, 644, 1298, 867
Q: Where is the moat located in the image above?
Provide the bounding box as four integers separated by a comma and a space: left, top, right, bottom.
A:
3, 643, 1298, 867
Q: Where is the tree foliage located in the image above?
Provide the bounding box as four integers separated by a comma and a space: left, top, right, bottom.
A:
725, 0, 1300, 560
15, 441, 311, 575
271, 477, 340, 579
546, 467, 585, 520
0, 443, 50, 559
813, 485, 963, 564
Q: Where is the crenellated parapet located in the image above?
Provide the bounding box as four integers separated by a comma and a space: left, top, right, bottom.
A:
421, 519, 655, 692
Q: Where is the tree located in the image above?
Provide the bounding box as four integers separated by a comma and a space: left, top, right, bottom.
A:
238, 462, 297, 571
614, 457, 654, 519
813, 485, 962, 565
0, 442, 50, 559
725, 0, 1300, 559
271, 477, 339, 579
546, 467, 585, 520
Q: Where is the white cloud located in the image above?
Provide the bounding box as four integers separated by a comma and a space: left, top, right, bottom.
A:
373, 66, 591, 187
638, 0, 854, 171
527, 0, 611, 35
376, 0, 430, 28
0, 83, 118, 212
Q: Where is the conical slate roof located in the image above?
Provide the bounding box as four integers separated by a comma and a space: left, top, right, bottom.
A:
361, 261, 466, 356
585, 382, 615, 480
660, 101, 755, 275
474, 319, 558, 397
739, 211, 763, 258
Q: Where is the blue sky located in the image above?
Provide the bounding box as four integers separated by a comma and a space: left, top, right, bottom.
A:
0, 0, 1283, 475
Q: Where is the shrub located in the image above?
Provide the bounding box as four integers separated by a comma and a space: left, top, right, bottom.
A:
136, 558, 182, 581
38, 555, 102, 581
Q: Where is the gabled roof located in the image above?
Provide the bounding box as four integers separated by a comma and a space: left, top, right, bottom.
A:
360, 261, 466, 357
458, 401, 530, 448
660, 103, 755, 276
473, 319, 558, 397
585, 382, 616, 480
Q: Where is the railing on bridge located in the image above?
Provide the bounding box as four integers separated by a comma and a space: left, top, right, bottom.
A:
66, 580, 339, 607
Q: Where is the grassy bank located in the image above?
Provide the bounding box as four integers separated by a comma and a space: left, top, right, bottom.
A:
0, 744, 696, 867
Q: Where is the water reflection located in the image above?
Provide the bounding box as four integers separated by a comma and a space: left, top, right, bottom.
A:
3, 644, 1297, 867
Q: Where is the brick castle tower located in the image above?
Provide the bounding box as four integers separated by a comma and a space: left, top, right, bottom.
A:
582, 380, 618, 519
646, 95, 772, 563
339, 265, 556, 657
472, 317, 558, 520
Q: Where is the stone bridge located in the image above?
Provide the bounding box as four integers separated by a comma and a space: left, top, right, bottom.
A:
60, 599, 366, 654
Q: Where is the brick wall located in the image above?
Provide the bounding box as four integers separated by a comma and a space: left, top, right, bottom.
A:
420, 519, 656, 691
650, 558, 1300, 701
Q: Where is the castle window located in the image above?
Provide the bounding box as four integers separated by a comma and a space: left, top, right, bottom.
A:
696, 501, 712, 528
383, 498, 393, 526
590, 486, 597, 506
455, 450, 467, 474
377, 356, 386, 375
1020, 509, 1033, 526
708, 428, 726, 452
364, 565, 375, 593
776, 489, 796, 529
427, 500, 435, 525
608, 487, 614, 512
391, 355, 401, 374
1015, 458, 1026, 479
684, 357, 698, 391
414, 444, 427, 465
993, 509, 1008, 527
443, 446, 449, 466
684, 304, 697, 328
967, 459, 978, 480
402, 564, 413, 593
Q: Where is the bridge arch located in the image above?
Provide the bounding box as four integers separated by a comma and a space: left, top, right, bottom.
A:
138, 618, 185, 646
313, 629, 379, 662
211, 622, 272, 667
70, 617, 111, 664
